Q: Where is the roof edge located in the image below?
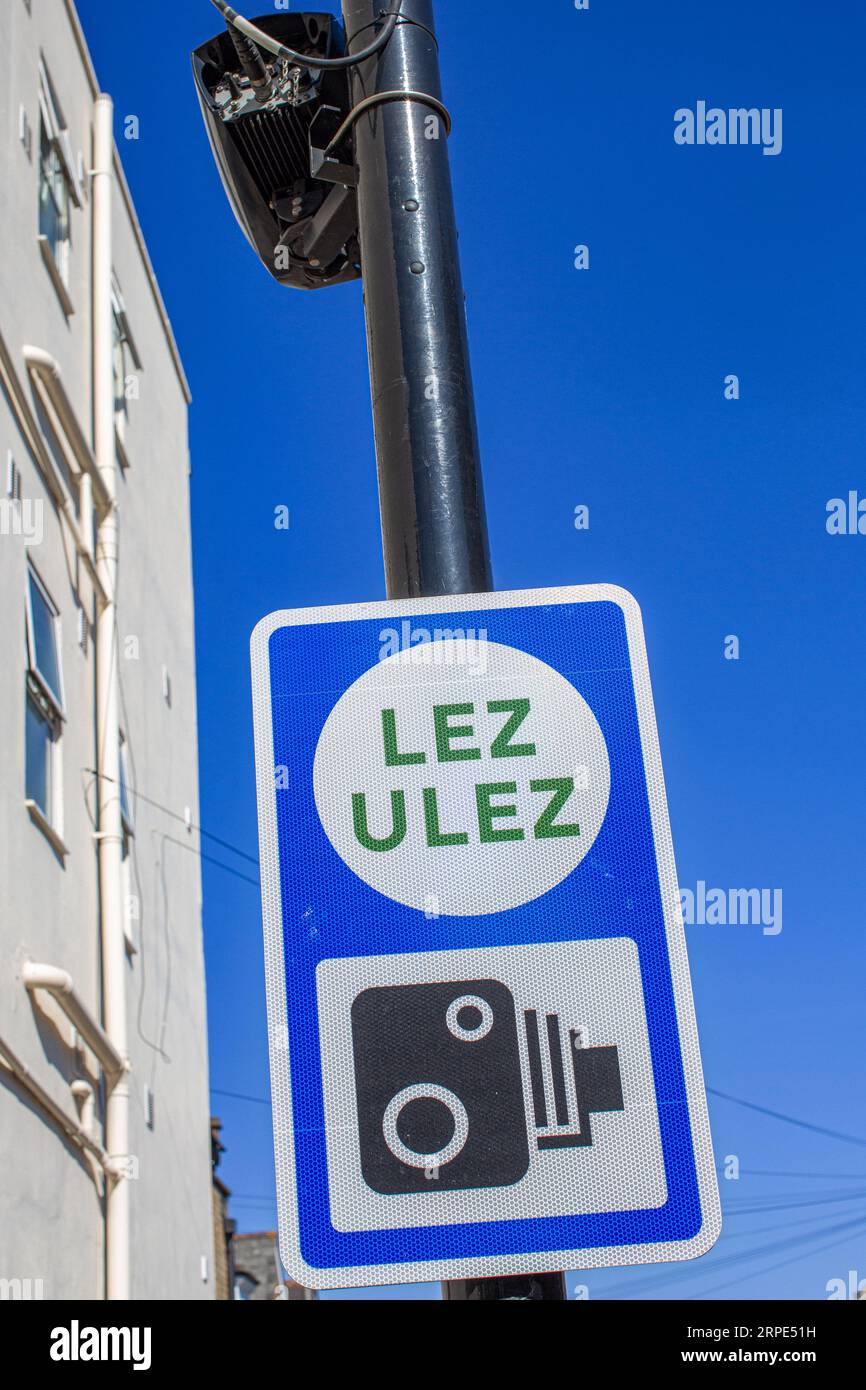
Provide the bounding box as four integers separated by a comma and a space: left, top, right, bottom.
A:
63, 0, 193, 405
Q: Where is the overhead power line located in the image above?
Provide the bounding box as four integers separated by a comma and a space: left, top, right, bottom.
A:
84, 768, 260, 867
214, 1079, 866, 1155
159, 835, 261, 891
692, 1216, 866, 1301
212, 1086, 269, 1106
599, 1211, 866, 1301
733, 1169, 866, 1181
722, 1190, 866, 1216
709, 1086, 866, 1150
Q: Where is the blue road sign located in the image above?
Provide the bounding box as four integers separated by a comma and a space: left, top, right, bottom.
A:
251, 585, 720, 1288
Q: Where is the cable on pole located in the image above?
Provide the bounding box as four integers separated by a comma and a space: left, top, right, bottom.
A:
209, 0, 404, 70
325, 90, 452, 153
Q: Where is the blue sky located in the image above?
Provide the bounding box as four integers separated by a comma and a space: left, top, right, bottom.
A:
75, 0, 866, 1300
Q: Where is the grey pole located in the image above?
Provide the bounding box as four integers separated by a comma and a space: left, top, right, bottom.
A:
341, 0, 491, 600
341, 0, 565, 1302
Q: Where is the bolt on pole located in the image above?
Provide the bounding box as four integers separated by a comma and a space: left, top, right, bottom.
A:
341, 0, 565, 1301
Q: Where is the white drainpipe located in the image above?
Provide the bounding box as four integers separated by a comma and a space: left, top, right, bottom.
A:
0, 1034, 110, 1174
22, 962, 126, 1077
93, 92, 130, 1301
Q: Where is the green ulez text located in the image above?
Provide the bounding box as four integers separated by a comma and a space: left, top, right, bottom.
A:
351, 700, 581, 852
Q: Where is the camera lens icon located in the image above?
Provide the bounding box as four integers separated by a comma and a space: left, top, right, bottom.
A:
380, 996, 492, 1170
382, 1084, 470, 1170
378, 995, 494, 1167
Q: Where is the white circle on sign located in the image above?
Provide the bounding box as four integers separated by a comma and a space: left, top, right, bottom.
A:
382, 1084, 469, 1170
446, 995, 494, 1042
312, 637, 611, 916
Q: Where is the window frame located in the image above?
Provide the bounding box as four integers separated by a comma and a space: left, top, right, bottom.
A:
119, 732, 135, 838
24, 564, 65, 842
38, 59, 83, 206
25, 681, 59, 826
25, 563, 66, 722
121, 837, 138, 955
37, 58, 82, 286
112, 293, 127, 422
111, 274, 143, 432
234, 1272, 259, 1301
39, 117, 70, 278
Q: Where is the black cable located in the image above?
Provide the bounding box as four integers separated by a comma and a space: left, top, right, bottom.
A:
84, 768, 260, 868
692, 1216, 866, 1301
226, 24, 276, 104
709, 1085, 866, 1149
730, 1169, 866, 1181
723, 1205, 866, 1242
156, 834, 261, 891
112, 636, 171, 1064
210, 0, 404, 71
211, 1086, 269, 1106
598, 1210, 866, 1300
325, 91, 452, 154
722, 1190, 866, 1216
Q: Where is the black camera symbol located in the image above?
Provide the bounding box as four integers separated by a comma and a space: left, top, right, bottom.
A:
351, 979, 624, 1196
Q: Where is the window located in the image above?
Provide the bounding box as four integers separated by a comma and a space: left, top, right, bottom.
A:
37, 60, 82, 288
119, 734, 135, 837
6, 452, 22, 502
25, 688, 57, 819
234, 1273, 259, 1301
112, 302, 126, 419
19, 105, 33, 162
25, 567, 64, 837
111, 276, 142, 435
26, 568, 64, 714
119, 734, 139, 950
39, 119, 69, 272
121, 841, 137, 954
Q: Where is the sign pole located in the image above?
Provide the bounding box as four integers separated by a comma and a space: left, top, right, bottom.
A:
340, 0, 491, 601
340, 0, 566, 1301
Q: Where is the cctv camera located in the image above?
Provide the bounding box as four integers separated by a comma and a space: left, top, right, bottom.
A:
191, 12, 360, 290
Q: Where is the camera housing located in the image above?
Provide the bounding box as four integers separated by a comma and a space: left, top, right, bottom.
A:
191, 12, 361, 290
351, 978, 626, 1197
352, 980, 531, 1195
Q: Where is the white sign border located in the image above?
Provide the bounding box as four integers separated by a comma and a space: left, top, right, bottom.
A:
251, 584, 721, 1290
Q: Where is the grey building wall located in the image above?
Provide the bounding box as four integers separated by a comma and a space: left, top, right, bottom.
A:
232, 1232, 317, 1302
233, 1233, 282, 1302
0, 0, 213, 1300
